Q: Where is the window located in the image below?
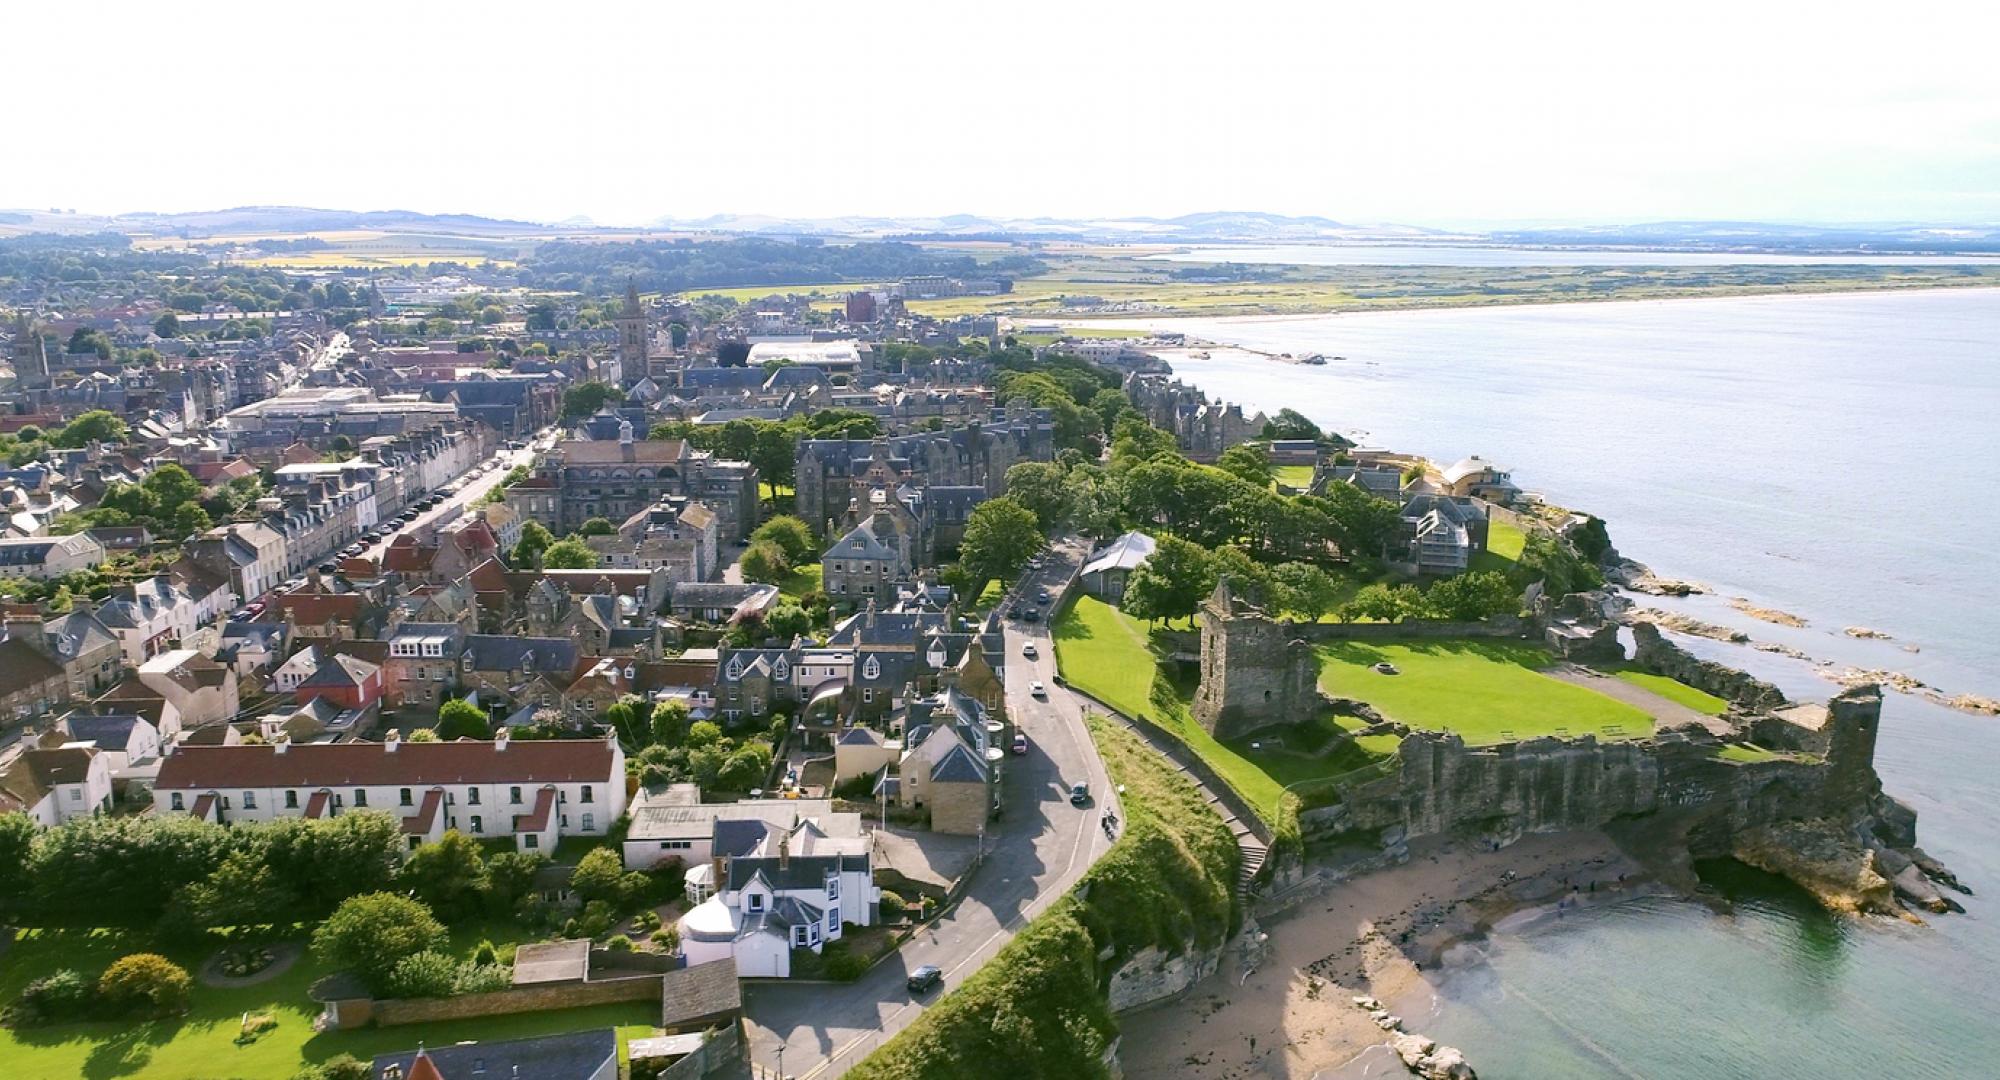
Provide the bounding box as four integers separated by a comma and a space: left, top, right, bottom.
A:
828, 906, 839, 932
285, 790, 298, 809
510, 786, 522, 804
170, 792, 184, 811
580, 785, 593, 804
862, 688, 874, 704
68, 788, 81, 803
400, 788, 413, 806
582, 812, 595, 831
524, 834, 539, 850
827, 876, 840, 899
748, 892, 766, 913
355, 789, 368, 807
467, 788, 480, 805
658, 840, 692, 850
243, 791, 256, 809
862, 656, 880, 680
470, 815, 483, 834
793, 925, 808, 947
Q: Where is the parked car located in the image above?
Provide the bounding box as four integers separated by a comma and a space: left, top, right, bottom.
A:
1036, 587, 1051, 603
1020, 609, 1040, 623
1012, 732, 1029, 755
907, 965, 943, 994
1069, 781, 1090, 806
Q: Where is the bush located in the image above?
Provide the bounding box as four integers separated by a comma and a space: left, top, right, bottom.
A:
12, 968, 95, 1023
471, 939, 500, 967
98, 953, 193, 1013
292, 1053, 371, 1080
879, 892, 907, 921
456, 963, 512, 994
651, 926, 681, 953
385, 950, 462, 999
603, 935, 633, 952
822, 940, 868, 982
312, 892, 449, 992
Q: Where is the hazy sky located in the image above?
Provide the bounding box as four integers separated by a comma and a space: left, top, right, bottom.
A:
8, 1, 1998, 226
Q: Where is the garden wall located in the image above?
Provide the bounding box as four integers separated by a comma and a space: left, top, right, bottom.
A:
325, 972, 662, 1029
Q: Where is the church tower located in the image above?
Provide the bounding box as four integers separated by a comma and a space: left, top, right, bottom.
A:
615, 280, 648, 378
10, 314, 50, 391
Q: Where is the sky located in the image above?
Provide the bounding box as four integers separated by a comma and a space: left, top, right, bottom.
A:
6, 0, 1999, 227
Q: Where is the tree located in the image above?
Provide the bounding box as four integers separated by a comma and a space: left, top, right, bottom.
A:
569, 847, 629, 907
1087, 387, 1133, 435
313, 892, 449, 991
261, 812, 403, 911
1423, 570, 1521, 621
98, 954, 191, 1012
1109, 415, 1178, 463
0, 812, 35, 915
718, 742, 774, 792
1515, 533, 1603, 598
1267, 562, 1343, 622
143, 463, 202, 511
173, 502, 212, 536
512, 520, 554, 568
1342, 582, 1425, 623
958, 497, 1043, 593
29, 813, 234, 925
1303, 485, 1401, 560
1263, 408, 1323, 442
765, 601, 813, 641
483, 850, 547, 917
685, 720, 723, 749
577, 516, 616, 537
750, 516, 817, 563
738, 540, 791, 584
1216, 444, 1273, 487
1121, 534, 1215, 625
541, 538, 596, 569
650, 700, 690, 748
399, 831, 489, 920
436, 697, 489, 741
603, 697, 645, 746
176, 846, 297, 932
386, 950, 463, 998
1003, 461, 1070, 534
562, 381, 624, 420
153, 312, 180, 337
53, 409, 129, 448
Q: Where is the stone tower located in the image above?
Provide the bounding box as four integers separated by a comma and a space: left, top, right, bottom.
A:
615, 280, 648, 376
10, 314, 49, 391
1190, 578, 1327, 740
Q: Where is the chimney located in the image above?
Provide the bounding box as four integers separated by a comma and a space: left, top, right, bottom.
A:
384, 729, 401, 753
778, 828, 790, 870
273, 734, 290, 754
493, 728, 509, 751
711, 853, 729, 895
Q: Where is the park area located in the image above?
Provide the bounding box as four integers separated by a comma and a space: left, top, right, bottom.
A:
0, 920, 658, 1079
1315, 639, 1652, 744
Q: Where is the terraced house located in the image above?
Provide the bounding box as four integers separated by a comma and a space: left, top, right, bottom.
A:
152, 730, 626, 852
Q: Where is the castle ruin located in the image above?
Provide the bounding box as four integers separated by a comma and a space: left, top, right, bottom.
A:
1190, 579, 1329, 740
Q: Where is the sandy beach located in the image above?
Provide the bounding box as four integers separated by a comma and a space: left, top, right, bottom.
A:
1116, 832, 1648, 1079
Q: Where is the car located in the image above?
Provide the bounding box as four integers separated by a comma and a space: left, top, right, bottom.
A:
1029, 681, 1046, 698
1036, 588, 1051, 603
1069, 781, 1090, 806
1012, 732, 1029, 755
1021, 642, 1037, 659
226, 608, 253, 622
1020, 609, 1040, 623
907, 965, 943, 994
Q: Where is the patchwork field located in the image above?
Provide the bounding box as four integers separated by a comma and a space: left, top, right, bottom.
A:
1315, 639, 1651, 745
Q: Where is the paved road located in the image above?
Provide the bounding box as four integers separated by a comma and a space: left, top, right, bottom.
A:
742, 535, 1115, 1079
338, 427, 553, 565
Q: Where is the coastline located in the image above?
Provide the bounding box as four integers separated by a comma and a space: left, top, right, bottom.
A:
1117, 832, 1645, 1079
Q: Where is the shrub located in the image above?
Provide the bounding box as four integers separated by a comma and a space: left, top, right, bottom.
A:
651, 926, 681, 953
879, 891, 907, 921
603, 935, 633, 953
13, 968, 95, 1023
822, 941, 868, 982
568, 847, 627, 907
456, 963, 512, 994
385, 950, 462, 999
98, 953, 193, 1012
312, 892, 449, 992
471, 939, 500, 967
291, 1053, 371, 1080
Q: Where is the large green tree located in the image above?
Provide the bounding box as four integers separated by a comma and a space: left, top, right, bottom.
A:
313, 892, 449, 992
957, 496, 1043, 592
436, 697, 490, 741
750, 516, 817, 563
512, 520, 554, 567
1003, 461, 1070, 534
398, 831, 490, 920
540, 537, 597, 569
1120, 534, 1215, 625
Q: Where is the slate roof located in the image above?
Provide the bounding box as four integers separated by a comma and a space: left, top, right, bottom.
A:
461, 635, 579, 673
0, 637, 63, 696
63, 713, 148, 749
299, 653, 379, 690
372, 1028, 617, 1080
930, 743, 989, 784
44, 610, 118, 659
658, 958, 742, 1028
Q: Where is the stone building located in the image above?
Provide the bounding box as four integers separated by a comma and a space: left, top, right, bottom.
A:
516, 425, 759, 540
1122, 371, 1266, 462
1189, 579, 1328, 740
791, 408, 1054, 542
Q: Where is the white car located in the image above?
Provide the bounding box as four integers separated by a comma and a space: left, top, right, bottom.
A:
1029, 681, 1047, 698
1021, 642, 1038, 659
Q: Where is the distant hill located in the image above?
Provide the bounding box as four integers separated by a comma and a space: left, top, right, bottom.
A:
0, 205, 561, 238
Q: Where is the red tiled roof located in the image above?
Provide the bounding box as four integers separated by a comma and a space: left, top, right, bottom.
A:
401, 787, 444, 835
304, 789, 331, 819
155, 739, 616, 790
190, 792, 216, 820
512, 784, 557, 832
266, 592, 365, 627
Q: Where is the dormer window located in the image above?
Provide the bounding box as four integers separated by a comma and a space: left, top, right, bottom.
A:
862, 656, 880, 680
726, 656, 743, 679
747, 891, 766, 913
773, 658, 789, 681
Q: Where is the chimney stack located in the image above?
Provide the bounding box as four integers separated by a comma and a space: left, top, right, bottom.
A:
384, 729, 401, 753
494, 728, 509, 751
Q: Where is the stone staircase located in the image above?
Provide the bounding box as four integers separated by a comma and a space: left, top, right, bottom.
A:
1095, 707, 1272, 900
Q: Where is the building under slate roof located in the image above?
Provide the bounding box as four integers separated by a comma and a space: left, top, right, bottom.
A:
372, 1028, 617, 1080
1081, 530, 1158, 578
154, 739, 615, 790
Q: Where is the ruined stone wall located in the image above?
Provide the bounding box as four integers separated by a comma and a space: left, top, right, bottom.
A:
1631, 621, 1787, 709
1190, 587, 1325, 740
1290, 617, 1526, 643
1107, 942, 1224, 1013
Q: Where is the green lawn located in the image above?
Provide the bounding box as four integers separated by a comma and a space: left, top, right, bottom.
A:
974, 578, 1006, 613
1053, 596, 1392, 820
1269, 464, 1316, 491
1472, 517, 1527, 574
0, 922, 658, 1079
1316, 639, 1650, 745
1614, 669, 1729, 716
1718, 743, 1780, 764
777, 562, 822, 599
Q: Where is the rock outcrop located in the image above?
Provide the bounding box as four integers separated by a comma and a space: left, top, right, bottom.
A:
1731, 818, 1902, 917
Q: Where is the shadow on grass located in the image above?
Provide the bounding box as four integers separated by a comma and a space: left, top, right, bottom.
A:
1316, 637, 1554, 671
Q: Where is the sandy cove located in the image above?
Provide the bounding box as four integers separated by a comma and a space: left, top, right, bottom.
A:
1116, 831, 1646, 1080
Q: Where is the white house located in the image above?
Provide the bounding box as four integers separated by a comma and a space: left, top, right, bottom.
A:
678, 812, 877, 978
620, 784, 843, 871
0, 746, 113, 827
96, 577, 204, 665
0, 533, 106, 579
55, 713, 162, 771
152, 729, 626, 853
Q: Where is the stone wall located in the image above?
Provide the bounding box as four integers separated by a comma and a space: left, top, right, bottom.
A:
1190, 581, 1328, 740
1289, 616, 1526, 643
1631, 622, 1787, 710
328, 972, 663, 1029
653, 1025, 744, 1080
1107, 942, 1223, 1013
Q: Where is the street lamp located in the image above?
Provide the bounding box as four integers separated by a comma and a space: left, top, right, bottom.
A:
774, 1044, 785, 1080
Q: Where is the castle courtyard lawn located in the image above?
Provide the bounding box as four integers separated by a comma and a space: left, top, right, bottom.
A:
1613, 669, 1729, 716
0, 923, 658, 1079
1316, 639, 1651, 745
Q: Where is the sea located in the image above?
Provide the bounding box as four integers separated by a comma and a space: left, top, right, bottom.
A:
1100, 287, 2000, 1079
1145, 243, 2000, 268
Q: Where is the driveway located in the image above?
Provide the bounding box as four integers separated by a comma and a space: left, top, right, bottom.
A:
742, 535, 1115, 1079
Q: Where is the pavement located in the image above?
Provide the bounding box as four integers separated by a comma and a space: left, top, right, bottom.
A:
741, 534, 1115, 1080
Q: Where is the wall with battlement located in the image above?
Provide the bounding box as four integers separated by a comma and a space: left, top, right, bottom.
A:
1631, 621, 1787, 710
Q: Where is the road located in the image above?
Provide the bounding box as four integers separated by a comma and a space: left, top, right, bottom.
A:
335, 427, 554, 566
742, 535, 1117, 1079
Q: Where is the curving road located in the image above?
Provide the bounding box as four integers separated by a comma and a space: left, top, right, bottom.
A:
742, 534, 1117, 1079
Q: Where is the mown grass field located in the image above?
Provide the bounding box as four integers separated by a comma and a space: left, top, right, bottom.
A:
1270, 464, 1316, 490
1052, 596, 1393, 820
1316, 639, 1650, 744
777, 562, 822, 599
1472, 517, 1527, 574
1614, 669, 1729, 716
0, 921, 657, 1079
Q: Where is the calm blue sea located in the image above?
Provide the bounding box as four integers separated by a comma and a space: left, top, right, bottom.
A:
1141, 289, 2000, 1079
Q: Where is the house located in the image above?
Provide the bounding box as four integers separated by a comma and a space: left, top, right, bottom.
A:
0, 533, 106, 578
372, 1029, 617, 1080
1268, 439, 1319, 465
0, 746, 113, 826
296, 653, 384, 711
96, 576, 203, 665
1437, 456, 1520, 504
1078, 530, 1156, 602
15, 604, 124, 698
0, 631, 71, 721
457, 635, 582, 716
821, 510, 916, 602
152, 730, 627, 853
678, 810, 878, 978
184, 522, 287, 604
621, 785, 849, 870
1399, 494, 1489, 576
137, 649, 238, 732
383, 623, 465, 708
51, 713, 161, 770
889, 686, 1000, 835
670, 582, 780, 624
217, 620, 287, 677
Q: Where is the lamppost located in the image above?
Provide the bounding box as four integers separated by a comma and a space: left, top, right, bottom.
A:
775, 1043, 785, 1080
